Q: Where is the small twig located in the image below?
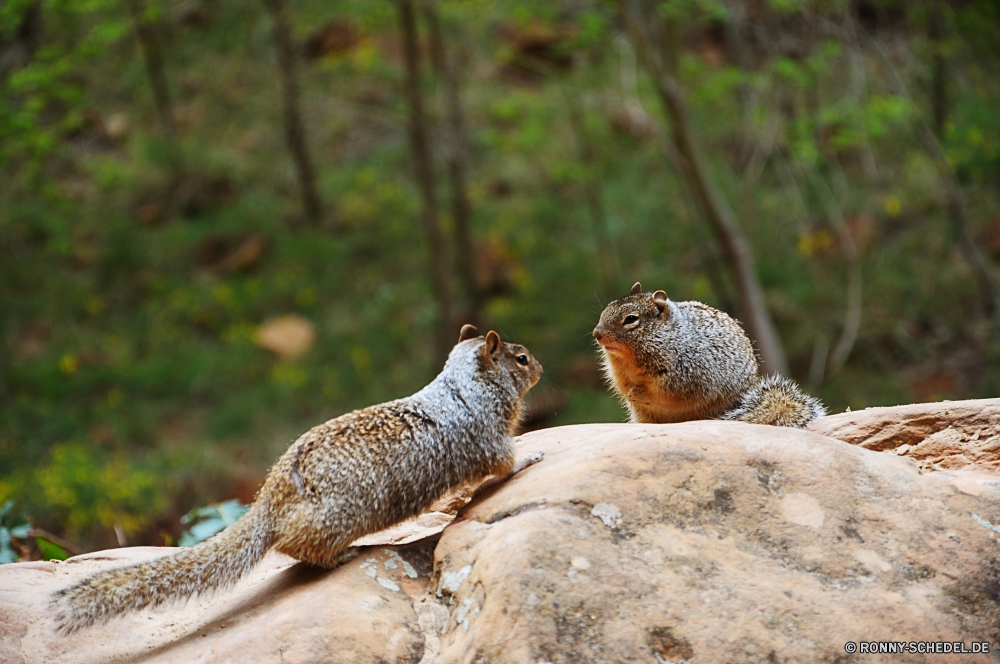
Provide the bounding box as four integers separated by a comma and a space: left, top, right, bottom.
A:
808, 333, 829, 388
126, 0, 181, 175
262, 0, 322, 224
808, 168, 862, 377
26, 528, 84, 556
618, 0, 788, 375
396, 0, 454, 364
422, 1, 482, 322
561, 81, 619, 300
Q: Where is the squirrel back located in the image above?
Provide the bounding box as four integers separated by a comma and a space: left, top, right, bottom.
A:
54, 325, 542, 633
593, 283, 824, 427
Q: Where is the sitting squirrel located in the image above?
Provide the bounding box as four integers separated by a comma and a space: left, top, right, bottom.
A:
54, 325, 543, 632
593, 283, 825, 427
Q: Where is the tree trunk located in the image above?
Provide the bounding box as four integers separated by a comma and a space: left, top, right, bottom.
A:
928, 3, 947, 138
0, 1, 41, 82
126, 0, 181, 175
564, 86, 618, 300
397, 0, 453, 365
719, 0, 754, 130
619, 0, 789, 376
262, 0, 322, 225
809, 168, 862, 378
422, 0, 481, 326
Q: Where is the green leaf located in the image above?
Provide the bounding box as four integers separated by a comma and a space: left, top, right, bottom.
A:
35, 537, 69, 561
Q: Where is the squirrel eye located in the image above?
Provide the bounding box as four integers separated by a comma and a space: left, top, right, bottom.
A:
623, 314, 639, 326
516, 354, 529, 366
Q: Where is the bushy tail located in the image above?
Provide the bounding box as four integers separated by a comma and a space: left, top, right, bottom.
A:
53, 499, 275, 633
721, 375, 826, 428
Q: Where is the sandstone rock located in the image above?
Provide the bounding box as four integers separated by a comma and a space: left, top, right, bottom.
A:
810, 398, 1000, 472
1, 545, 436, 664
432, 423, 1000, 663
2, 421, 999, 663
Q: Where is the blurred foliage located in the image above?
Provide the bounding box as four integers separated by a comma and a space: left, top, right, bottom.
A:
178, 498, 248, 546
0, 500, 32, 563
0, 499, 69, 563
0, 442, 168, 541
1, 0, 999, 552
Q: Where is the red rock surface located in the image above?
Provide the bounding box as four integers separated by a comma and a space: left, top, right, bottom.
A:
2, 419, 999, 663
809, 398, 1000, 471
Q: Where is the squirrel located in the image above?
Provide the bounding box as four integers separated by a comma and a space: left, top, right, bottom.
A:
53, 325, 543, 633
592, 282, 825, 427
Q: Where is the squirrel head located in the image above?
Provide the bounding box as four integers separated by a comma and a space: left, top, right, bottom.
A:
454, 324, 543, 398
592, 282, 672, 360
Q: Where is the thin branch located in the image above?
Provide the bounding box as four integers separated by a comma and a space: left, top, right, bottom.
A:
26, 528, 84, 556
810, 168, 862, 377
397, 0, 453, 364
807, 333, 829, 388
262, 0, 322, 224
618, 0, 789, 375
563, 82, 619, 301
927, 3, 947, 139
126, 0, 180, 174
422, 0, 481, 324
777, 142, 861, 380
616, 36, 733, 309
843, 21, 880, 180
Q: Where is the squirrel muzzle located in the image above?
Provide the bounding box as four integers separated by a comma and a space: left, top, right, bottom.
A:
592, 324, 624, 355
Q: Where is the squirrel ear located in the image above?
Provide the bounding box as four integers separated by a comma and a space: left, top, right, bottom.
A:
652, 290, 669, 316
630, 282, 642, 296
458, 324, 479, 342
481, 330, 501, 367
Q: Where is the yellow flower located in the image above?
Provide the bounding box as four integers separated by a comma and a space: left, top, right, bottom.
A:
59, 354, 79, 375
884, 196, 901, 217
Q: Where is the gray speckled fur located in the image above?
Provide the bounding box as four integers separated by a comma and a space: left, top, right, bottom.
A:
595, 288, 824, 427
53, 332, 542, 633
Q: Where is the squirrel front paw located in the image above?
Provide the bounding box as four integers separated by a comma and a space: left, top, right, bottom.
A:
470, 452, 545, 498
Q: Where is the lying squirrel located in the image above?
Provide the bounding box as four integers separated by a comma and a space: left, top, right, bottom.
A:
593, 283, 825, 427
54, 325, 543, 632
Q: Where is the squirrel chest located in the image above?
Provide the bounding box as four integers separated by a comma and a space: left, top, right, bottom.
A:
602, 351, 720, 423
594, 283, 824, 427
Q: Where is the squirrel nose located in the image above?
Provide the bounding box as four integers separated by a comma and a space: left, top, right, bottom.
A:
592, 326, 604, 341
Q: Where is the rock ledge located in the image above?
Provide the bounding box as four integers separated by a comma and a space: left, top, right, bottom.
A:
2, 408, 999, 663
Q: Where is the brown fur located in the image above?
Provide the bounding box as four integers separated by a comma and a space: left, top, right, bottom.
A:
53, 327, 542, 632
594, 283, 824, 427
720, 374, 825, 427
